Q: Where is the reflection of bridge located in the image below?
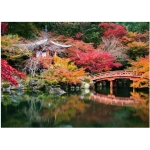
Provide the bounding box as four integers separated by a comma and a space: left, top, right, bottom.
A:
89, 93, 139, 106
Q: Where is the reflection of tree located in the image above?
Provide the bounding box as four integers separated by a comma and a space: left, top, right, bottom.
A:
70, 102, 120, 127
23, 99, 44, 124
22, 92, 47, 126
41, 95, 89, 127
1, 90, 24, 106
1, 93, 12, 106
130, 91, 149, 123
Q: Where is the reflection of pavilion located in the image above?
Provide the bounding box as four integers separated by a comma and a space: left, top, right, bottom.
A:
89, 93, 139, 106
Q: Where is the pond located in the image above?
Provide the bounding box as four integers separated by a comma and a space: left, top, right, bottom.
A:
1, 86, 149, 127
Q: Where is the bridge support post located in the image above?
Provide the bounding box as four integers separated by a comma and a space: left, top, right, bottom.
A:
109, 79, 115, 95
130, 78, 138, 93
93, 81, 96, 90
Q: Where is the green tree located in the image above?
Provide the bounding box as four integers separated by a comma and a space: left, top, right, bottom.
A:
7, 22, 39, 39
116, 22, 149, 33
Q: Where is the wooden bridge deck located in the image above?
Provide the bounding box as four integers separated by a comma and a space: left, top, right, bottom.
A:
90, 70, 143, 81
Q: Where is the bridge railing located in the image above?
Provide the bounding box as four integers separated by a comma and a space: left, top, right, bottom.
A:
91, 70, 141, 80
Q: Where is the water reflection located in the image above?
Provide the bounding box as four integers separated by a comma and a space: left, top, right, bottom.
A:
130, 91, 149, 123
90, 87, 149, 125
89, 93, 139, 106
23, 97, 44, 126
1, 87, 149, 127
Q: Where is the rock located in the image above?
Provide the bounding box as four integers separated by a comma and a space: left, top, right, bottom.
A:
49, 87, 66, 95
29, 79, 38, 86
84, 89, 90, 94
17, 83, 24, 89
84, 83, 90, 89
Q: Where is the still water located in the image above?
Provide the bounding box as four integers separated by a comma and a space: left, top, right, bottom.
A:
1, 86, 149, 127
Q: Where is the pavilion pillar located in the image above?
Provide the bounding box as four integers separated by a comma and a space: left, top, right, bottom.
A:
46, 50, 49, 57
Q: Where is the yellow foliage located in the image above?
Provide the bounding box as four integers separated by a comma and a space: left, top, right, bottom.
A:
1, 34, 20, 50
130, 92, 149, 122
127, 41, 148, 51
1, 35, 32, 63
131, 55, 149, 88
43, 55, 87, 84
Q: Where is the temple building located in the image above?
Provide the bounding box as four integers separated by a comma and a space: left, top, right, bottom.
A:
14, 38, 71, 58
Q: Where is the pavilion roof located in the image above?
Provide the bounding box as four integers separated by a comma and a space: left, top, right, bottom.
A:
13, 38, 72, 52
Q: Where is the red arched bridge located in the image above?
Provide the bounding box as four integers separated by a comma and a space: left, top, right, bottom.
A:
89, 70, 149, 95
90, 70, 145, 82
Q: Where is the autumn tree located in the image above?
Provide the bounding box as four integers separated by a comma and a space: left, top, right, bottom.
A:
121, 31, 149, 60
42, 54, 87, 85
126, 41, 149, 60
98, 37, 128, 65
130, 55, 149, 88
98, 23, 128, 66
66, 38, 95, 51
37, 55, 53, 69
1, 34, 32, 69
121, 31, 149, 45
23, 54, 54, 77
1, 22, 8, 34
99, 23, 127, 39
23, 58, 41, 77
70, 50, 122, 73
1, 59, 26, 86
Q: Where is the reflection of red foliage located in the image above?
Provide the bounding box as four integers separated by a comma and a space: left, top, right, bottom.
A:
1, 23, 8, 33
99, 23, 126, 39
1, 59, 26, 85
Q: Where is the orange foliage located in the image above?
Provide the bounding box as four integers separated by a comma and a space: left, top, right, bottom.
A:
127, 41, 148, 52
131, 55, 149, 88
64, 38, 95, 57
130, 92, 149, 122
1, 35, 20, 50
121, 31, 149, 60
121, 31, 149, 45
35, 55, 53, 69
43, 55, 87, 84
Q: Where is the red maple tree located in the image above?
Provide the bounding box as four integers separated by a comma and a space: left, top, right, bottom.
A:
1, 59, 26, 85
99, 23, 126, 39
75, 32, 83, 39
70, 50, 122, 73
1, 23, 8, 33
